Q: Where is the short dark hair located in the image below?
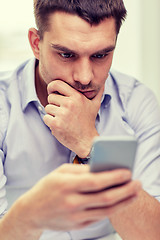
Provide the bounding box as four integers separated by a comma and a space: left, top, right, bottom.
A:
34, 0, 127, 39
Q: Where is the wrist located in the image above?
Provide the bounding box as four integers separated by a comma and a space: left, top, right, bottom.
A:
14, 194, 43, 238
0, 197, 42, 240
77, 132, 99, 159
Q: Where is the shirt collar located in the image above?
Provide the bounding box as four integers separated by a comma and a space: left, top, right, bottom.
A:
19, 58, 40, 111
99, 73, 112, 108
95, 74, 112, 122
102, 73, 112, 105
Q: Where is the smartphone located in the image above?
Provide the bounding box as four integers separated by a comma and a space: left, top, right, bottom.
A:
90, 136, 137, 172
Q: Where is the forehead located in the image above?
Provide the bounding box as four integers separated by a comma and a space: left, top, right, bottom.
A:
44, 11, 117, 53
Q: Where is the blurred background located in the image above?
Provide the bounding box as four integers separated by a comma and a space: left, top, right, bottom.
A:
0, 0, 160, 102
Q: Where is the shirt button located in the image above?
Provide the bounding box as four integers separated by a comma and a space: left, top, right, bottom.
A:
38, 105, 43, 112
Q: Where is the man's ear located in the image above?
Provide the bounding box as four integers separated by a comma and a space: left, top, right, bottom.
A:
28, 28, 40, 59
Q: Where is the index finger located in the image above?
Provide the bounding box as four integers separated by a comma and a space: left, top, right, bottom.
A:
47, 80, 75, 96
56, 163, 90, 174
56, 164, 132, 192
77, 169, 132, 193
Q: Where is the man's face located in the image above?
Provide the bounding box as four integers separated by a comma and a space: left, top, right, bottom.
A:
38, 12, 117, 100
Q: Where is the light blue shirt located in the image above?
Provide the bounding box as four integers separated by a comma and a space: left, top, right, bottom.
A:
0, 58, 160, 240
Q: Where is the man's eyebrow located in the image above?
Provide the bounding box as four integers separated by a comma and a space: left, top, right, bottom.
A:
93, 45, 115, 55
50, 43, 115, 55
50, 44, 76, 53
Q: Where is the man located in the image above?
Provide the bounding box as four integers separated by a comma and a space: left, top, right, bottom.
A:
0, 0, 160, 239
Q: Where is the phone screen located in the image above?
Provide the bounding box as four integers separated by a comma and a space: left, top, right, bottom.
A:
90, 136, 137, 173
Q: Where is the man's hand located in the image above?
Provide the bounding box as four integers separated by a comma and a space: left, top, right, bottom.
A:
17, 164, 141, 232
43, 80, 104, 158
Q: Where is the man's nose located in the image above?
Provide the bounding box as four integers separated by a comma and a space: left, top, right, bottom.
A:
73, 58, 94, 85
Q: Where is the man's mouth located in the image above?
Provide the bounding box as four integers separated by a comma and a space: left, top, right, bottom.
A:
79, 90, 96, 99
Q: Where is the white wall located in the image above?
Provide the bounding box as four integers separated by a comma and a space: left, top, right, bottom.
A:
112, 0, 160, 102
0, 0, 34, 70
0, 0, 160, 101
140, 0, 160, 101
112, 0, 142, 81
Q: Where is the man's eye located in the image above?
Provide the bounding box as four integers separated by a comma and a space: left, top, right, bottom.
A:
59, 53, 74, 58
92, 54, 107, 59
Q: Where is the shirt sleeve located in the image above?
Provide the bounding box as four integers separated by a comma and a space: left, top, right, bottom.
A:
0, 88, 8, 217
126, 82, 160, 202
0, 156, 7, 218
